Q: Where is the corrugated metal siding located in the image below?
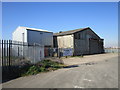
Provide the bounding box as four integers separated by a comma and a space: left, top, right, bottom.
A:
74, 29, 104, 55
89, 39, 99, 54
74, 30, 89, 55
89, 39, 104, 54
27, 30, 53, 47
74, 39, 89, 55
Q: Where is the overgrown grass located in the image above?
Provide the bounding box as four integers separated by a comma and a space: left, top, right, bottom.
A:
20, 60, 64, 76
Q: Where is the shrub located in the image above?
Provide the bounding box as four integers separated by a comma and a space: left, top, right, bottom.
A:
26, 65, 45, 75
21, 59, 64, 76
26, 65, 39, 75
40, 60, 58, 68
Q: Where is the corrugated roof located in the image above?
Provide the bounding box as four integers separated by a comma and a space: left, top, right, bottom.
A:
53, 27, 90, 36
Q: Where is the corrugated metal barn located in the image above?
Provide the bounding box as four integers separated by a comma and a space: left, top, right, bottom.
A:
12, 26, 54, 61
12, 26, 53, 47
53, 27, 104, 55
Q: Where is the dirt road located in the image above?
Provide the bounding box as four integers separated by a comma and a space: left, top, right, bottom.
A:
62, 53, 118, 65
3, 53, 118, 88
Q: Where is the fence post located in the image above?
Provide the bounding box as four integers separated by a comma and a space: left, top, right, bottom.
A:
8, 40, 11, 66
33, 43, 35, 64
4, 40, 6, 66
0, 40, 2, 84
2, 40, 3, 66
7, 40, 8, 66
22, 41, 24, 59
18, 41, 19, 57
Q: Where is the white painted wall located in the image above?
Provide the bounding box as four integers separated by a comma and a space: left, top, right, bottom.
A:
12, 26, 27, 42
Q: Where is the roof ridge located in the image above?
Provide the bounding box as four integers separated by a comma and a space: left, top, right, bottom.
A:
55, 27, 89, 33
54, 27, 90, 36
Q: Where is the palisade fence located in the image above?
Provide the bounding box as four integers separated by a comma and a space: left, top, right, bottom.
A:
1, 40, 45, 66
0, 40, 44, 82
0, 40, 74, 82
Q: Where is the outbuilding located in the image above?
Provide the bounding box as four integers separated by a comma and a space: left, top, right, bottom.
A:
53, 27, 104, 55
12, 26, 53, 47
12, 26, 53, 62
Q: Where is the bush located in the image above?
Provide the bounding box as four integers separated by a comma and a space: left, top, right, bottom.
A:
40, 60, 61, 68
26, 65, 39, 75
21, 59, 64, 76
26, 65, 45, 75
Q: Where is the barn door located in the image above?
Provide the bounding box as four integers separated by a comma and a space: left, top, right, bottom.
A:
89, 38, 99, 54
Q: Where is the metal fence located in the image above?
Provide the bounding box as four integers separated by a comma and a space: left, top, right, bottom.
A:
104, 48, 119, 53
1, 40, 74, 66
0, 40, 74, 82
0, 40, 44, 82
1, 40, 44, 66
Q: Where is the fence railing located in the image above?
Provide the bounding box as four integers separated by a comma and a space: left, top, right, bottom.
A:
1, 40, 74, 66
1, 40, 74, 82
0, 40, 45, 82
0, 40, 45, 66
0, 40, 12, 67
104, 48, 119, 53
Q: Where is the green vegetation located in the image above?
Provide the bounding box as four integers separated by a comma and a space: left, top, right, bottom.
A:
21, 60, 64, 76
26, 65, 45, 75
